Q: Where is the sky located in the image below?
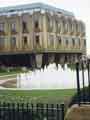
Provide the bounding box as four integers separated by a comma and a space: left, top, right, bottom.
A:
0, 0, 90, 54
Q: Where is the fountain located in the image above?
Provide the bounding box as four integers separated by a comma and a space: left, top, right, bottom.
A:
17, 64, 88, 90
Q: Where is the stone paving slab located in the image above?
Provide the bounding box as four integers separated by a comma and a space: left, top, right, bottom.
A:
65, 104, 90, 120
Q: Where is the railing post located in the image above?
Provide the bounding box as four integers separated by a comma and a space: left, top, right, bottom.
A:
46, 104, 48, 120
60, 103, 64, 120
21, 103, 24, 120
31, 103, 34, 120
51, 104, 54, 119
56, 104, 60, 120
76, 62, 81, 106
12, 103, 15, 120
36, 104, 39, 119
7, 103, 11, 120
40, 103, 44, 119
87, 61, 90, 102
17, 103, 20, 120
3, 102, 6, 120
0, 102, 2, 119
81, 62, 86, 103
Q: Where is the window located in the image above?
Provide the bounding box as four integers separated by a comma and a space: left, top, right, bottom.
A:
68, 19, 72, 33
22, 15, 28, 33
50, 19, 53, 29
62, 19, 66, 33
47, 15, 53, 32
66, 39, 69, 46
57, 36, 61, 45
73, 21, 77, 33
0, 23, 4, 32
11, 22, 16, 33
84, 39, 86, 47
0, 37, 4, 49
72, 38, 75, 46
58, 37, 61, 44
11, 37, 16, 48
55, 19, 58, 33
23, 36, 28, 45
22, 21, 28, 33
65, 21, 68, 33
58, 22, 61, 33
35, 35, 40, 45
81, 23, 85, 33
35, 21, 39, 28
49, 35, 54, 47
78, 38, 80, 46
76, 22, 79, 33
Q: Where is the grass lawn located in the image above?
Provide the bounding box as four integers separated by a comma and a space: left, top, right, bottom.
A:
0, 89, 76, 105
0, 67, 29, 76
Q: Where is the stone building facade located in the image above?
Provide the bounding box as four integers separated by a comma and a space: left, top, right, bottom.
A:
0, 3, 86, 68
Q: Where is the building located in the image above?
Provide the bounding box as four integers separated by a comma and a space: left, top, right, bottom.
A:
0, 3, 86, 68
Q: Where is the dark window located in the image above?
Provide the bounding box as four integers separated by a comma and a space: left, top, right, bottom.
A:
58, 23, 61, 33
36, 35, 40, 45
72, 38, 75, 46
55, 20, 58, 32
66, 39, 68, 46
0, 37, 4, 49
68, 19, 72, 32
11, 22, 16, 32
0, 23, 4, 32
11, 37, 16, 48
23, 36, 28, 45
47, 15, 53, 32
78, 38, 80, 46
76, 22, 79, 33
84, 39, 86, 46
57, 36, 61, 45
35, 21, 39, 28
59, 37, 61, 44
49, 35, 54, 47
22, 22, 28, 33
62, 20, 66, 33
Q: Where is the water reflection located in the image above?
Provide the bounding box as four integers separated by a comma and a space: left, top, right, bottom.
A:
17, 64, 88, 89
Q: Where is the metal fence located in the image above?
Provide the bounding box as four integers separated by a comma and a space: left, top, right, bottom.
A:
75, 61, 90, 105
0, 102, 64, 120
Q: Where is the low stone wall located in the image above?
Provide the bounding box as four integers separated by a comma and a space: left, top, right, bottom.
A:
65, 104, 90, 120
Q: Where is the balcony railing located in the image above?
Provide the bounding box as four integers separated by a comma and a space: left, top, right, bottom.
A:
11, 30, 17, 35
0, 31, 6, 35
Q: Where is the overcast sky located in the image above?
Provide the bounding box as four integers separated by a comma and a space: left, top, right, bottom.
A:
0, 0, 90, 54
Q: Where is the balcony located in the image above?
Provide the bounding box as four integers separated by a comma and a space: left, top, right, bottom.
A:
81, 32, 86, 37
11, 30, 17, 35
34, 28, 41, 33
22, 29, 29, 34
0, 31, 6, 36
76, 31, 81, 36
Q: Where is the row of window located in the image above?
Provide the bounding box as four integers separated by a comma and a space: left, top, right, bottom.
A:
0, 20, 39, 34
49, 36, 86, 47
0, 35, 86, 50
0, 35, 40, 49
47, 15, 85, 35
0, 14, 85, 36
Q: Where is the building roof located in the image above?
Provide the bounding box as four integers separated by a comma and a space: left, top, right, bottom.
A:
0, 3, 74, 17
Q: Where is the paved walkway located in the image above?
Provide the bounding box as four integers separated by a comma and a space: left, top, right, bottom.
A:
0, 74, 17, 88
0, 78, 16, 85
